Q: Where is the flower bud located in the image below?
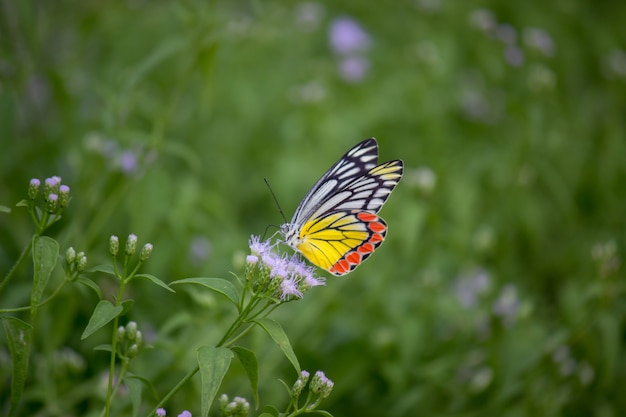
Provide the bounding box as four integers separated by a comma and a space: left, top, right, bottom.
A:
45, 193, 58, 214
135, 330, 143, 347
310, 370, 334, 399
219, 394, 230, 413
128, 343, 138, 358
125, 321, 138, 340
117, 326, 126, 339
76, 254, 87, 272
66, 247, 76, 264
59, 185, 70, 208
44, 177, 60, 196
125, 234, 138, 256
140, 243, 153, 261
291, 370, 310, 398
28, 178, 41, 200
109, 235, 119, 256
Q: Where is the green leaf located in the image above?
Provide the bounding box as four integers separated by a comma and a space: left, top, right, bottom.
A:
0, 205, 11, 213
81, 300, 123, 340
93, 344, 113, 352
1, 316, 33, 417
76, 276, 102, 299
134, 273, 175, 292
255, 318, 300, 373
126, 373, 159, 401
309, 411, 333, 416
86, 264, 116, 276
197, 346, 234, 417
15, 200, 29, 208
231, 346, 259, 407
171, 278, 239, 306
120, 299, 135, 316
31, 236, 59, 314
125, 375, 142, 417
259, 405, 280, 417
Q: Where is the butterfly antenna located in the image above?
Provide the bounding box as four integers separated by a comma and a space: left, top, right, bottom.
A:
264, 178, 288, 224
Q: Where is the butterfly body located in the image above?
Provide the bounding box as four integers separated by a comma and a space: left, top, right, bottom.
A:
280, 138, 403, 276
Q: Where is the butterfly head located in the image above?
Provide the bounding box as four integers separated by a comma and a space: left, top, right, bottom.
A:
280, 222, 302, 249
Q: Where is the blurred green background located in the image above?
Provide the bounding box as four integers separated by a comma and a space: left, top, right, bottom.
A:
1, 1, 625, 416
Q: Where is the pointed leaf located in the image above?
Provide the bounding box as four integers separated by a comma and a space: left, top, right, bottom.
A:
31, 236, 59, 313
15, 200, 29, 208
171, 278, 239, 306
76, 276, 102, 299
134, 273, 175, 292
94, 344, 113, 352
81, 300, 123, 340
231, 346, 259, 407
255, 318, 300, 373
197, 346, 233, 417
0, 205, 11, 213
86, 264, 116, 276
2, 316, 32, 417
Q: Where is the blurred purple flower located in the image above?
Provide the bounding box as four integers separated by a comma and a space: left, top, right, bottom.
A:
494, 23, 517, 45
504, 45, 524, 67
295, 2, 325, 32
119, 150, 138, 174
492, 284, 520, 327
523, 27, 556, 57
454, 269, 490, 308
468, 9, 497, 33
338, 55, 370, 83
329, 17, 371, 55
189, 235, 212, 265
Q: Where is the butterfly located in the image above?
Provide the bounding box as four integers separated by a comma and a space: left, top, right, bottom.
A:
280, 138, 403, 275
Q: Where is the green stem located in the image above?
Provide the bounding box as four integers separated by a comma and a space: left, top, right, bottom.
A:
146, 365, 200, 417
0, 236, 34, 295
104, 278, 127, 417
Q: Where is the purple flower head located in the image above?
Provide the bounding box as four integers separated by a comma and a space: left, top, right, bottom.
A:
329, 17, 371, 55
45, 177, 59, 187
523, 27, 556, 57
177, 411, 192, 417
48, 193, 58, 202
270, 260, 289, 280
30, 178, 41, 187
280, 277, 303, 300
119, 150, 138, 175
246, 254, 259, 265
303, 274, 326, 289
494, 23, 517, 45
156, 408, 167, 417
338, 55, 370, 83
504, 45, 524, 67
189, 236, 212, 264
249, 235, 271, 257
59, 185, 70, 193
454, 269, 490, 309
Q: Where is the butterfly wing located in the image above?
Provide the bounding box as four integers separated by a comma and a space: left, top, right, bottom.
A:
283, 138, 403, 275
290, 138, 380, 226
295, 210, 388, 276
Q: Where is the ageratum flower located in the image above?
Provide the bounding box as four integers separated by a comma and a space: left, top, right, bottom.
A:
329, 17, 371, 55
248, 236, 325, 301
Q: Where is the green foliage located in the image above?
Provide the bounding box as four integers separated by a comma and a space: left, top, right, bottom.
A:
1, 0, 625, 416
